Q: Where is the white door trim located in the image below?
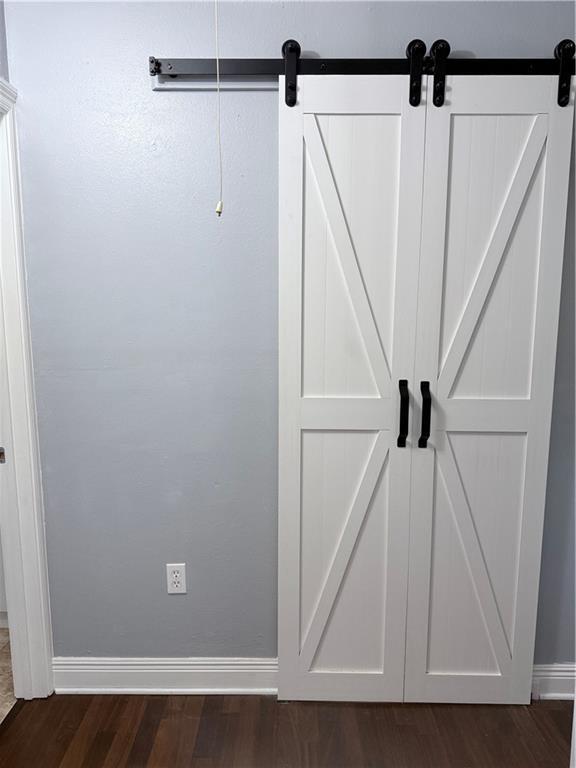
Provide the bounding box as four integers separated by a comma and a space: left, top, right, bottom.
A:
0, 77, 53, 698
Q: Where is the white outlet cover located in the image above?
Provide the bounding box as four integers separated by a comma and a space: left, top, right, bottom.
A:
166, 563, 186, 594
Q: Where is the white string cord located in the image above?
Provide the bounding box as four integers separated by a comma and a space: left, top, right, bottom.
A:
214, 0, 223, 216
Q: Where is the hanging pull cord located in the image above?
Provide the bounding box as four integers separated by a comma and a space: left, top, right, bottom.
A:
214, 0, 223, 216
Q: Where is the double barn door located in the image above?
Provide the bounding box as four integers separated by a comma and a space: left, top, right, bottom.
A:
278, 74, 574, 703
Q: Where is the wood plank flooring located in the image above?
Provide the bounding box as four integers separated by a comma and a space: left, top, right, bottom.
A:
0, 694, 571, 768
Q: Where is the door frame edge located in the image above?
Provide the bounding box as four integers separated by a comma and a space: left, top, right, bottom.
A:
0, 77, 54, 699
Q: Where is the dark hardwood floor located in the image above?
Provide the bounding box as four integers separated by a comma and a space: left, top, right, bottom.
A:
0, 694, 571, 767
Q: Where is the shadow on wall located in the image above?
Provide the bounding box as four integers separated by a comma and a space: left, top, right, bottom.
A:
535, 128, 575, 665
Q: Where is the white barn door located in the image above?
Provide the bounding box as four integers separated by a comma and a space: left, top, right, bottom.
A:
278, 76, 426, 700
405, 76, 574, 704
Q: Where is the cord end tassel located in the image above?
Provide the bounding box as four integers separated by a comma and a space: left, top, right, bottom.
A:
214, 0, 224, 217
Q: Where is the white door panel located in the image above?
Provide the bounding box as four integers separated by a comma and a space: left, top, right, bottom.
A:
405, 75, 574, 704
278, 76, 426, 701
279, 73, 573, 704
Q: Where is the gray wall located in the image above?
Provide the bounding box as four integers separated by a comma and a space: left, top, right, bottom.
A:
4, 1, 574, 661
0, 3, 8, 83
535, 136, 575, 665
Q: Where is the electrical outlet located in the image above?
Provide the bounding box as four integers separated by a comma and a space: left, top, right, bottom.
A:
166, 563, 186, 594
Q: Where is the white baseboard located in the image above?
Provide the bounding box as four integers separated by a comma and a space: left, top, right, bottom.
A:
52, 657, 279, 695
532, 664, 576, 700
53, 657, 575, 700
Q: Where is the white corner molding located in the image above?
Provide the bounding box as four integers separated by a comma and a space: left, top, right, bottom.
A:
532, 664, 576, 700
0, 80, 54, 699
53, 657, 279, 695
0, 79, 17, 115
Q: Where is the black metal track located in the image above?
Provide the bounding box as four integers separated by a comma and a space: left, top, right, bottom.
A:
149, 39, 575, 107
149, 56, 575, 78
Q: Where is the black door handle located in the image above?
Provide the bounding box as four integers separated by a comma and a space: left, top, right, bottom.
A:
418, 381, 431, 448
397, 380, 409, 447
